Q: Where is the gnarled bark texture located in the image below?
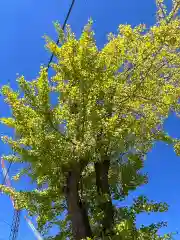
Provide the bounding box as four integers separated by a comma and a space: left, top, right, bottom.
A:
95, 159, 114, 236
65, 170, 92, 240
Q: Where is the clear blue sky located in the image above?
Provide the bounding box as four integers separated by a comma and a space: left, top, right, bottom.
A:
0, 0, 179, 239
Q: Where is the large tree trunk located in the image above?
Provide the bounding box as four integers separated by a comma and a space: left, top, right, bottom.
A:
65, 170, 92, 240
95, 159, 114, 236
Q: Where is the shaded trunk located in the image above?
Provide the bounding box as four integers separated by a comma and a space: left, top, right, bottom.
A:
94, 92, 115, 237
95, 159, 114, 236
65, 170, 92, 240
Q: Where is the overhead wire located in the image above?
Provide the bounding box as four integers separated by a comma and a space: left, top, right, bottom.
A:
1, 160, 13, 186
0, 1, 76, 239
0, 218, 23, 240
47, 0, 76, 70
1, 0, 76, 187
1, 158, 43, 240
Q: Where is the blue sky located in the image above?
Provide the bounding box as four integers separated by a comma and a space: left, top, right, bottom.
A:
0, 0, 179, 239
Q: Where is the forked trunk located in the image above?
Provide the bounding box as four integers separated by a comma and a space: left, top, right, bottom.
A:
66, 170, 92, 240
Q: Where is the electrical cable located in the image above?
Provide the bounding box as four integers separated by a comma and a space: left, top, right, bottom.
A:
1, 160, 13, 186
0, 219, 23, 240
1, 0, 76, 186
0, 1, 76, 238
1, 0, 76, 187
47, 0, 75, 70
0, 219, 11, 227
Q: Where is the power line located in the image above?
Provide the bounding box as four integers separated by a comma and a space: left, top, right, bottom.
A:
1, 0, 76, 188
1, 0, 76, 186
0, 219, 11, 227
1, 1, 76, 239
1, 160, 13, 186
0, 157, 21, 240
47, 0, 76, 70
0, 219, 23, 240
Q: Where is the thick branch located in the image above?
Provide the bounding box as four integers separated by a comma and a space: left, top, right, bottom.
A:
95, 159, 114, 236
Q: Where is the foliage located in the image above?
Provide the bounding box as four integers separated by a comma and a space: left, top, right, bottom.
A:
0, 0, 180, 239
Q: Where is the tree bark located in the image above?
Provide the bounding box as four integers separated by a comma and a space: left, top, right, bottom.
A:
95, 159, 114, 236
65, 170, 92, 240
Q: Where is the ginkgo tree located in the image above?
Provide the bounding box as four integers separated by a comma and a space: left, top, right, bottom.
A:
0, 0, 180, 239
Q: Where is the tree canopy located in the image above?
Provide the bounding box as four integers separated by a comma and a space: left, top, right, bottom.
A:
0, 0, 180, 239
